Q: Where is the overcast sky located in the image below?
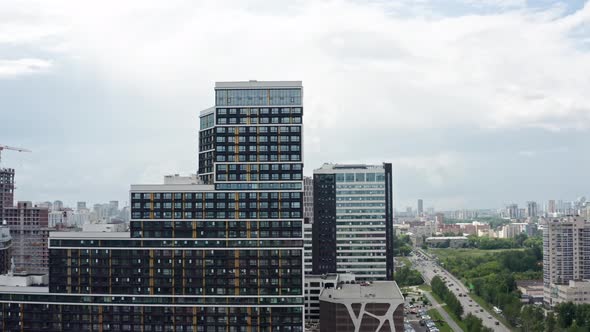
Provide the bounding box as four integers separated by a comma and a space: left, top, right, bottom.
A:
1, 0, 590, 210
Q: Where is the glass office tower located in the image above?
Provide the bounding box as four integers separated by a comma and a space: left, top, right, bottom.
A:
0, 81, 304, 332
312, 163, 394, 281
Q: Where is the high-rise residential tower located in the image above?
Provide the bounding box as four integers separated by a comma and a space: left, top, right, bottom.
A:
312, 163, 394, 281
0, 80, 305, 331
417, 199, 423, 217
543, 217, 590, 306
0, 168, 15, 221
548, 200, 556, 214
526, 201, 538, 218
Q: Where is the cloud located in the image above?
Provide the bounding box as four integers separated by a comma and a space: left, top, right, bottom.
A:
2, 0, 590, 210
0, 59, 51, 78
5, 0, 583, 131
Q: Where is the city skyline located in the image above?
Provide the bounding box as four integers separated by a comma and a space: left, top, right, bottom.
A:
2, 0, 590, 210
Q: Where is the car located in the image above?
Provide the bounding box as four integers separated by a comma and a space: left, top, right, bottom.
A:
480, 309, 484, 312
468, 299, 472, 302
495, 322, 500, 326
488, 316, 492, 319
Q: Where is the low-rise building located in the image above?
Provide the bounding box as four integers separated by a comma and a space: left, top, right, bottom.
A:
550, 280, 590, 306
516, 280, 544, 305
304, 273, 356, 324
319, 281, 404, 332
425, 236, 468, 248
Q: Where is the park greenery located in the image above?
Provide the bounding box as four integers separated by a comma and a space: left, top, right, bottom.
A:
431, 276, 463, 318
394, 233, 413, 256
394, 265, 423, 287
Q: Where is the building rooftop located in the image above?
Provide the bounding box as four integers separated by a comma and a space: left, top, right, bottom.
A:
426, 236, 468, 240
320, 281, 403, 301
130, 183, 215, 192
305, 274, 340, 282
215, 80, 302, 89
314, 163, 385, 173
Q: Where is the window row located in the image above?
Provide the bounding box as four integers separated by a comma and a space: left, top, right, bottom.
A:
132, 192, 301, 200
218, 117, 301, 125
217, 107, 302, 116
216, 154, 301, 162
216, 125, 301, 134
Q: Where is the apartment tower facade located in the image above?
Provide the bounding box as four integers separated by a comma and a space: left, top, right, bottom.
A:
543, 216, 590, 306
0, 80, 305, 331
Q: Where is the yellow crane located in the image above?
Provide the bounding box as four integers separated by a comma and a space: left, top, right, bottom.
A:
0, 144, 31, 166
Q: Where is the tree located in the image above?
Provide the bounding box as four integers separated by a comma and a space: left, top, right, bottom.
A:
545, 312, 556, 332
520, 305, 545, 332
558, 302, 577, 328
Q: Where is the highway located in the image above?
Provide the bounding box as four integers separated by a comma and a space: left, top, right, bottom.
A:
409, 250, 511, 332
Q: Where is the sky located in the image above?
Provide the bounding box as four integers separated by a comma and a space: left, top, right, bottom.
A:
1, 0, 590, 210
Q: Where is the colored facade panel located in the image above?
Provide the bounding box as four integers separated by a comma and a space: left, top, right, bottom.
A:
0, 81, 305, 331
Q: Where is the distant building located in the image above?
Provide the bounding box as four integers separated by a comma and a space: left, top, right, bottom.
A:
3, 201, 49, 274
506, 203, 519, 219
548, 200, 556, 214
498, 223, 532, 238
304, 273, 355, 324
313, 163, 394, 281
319, 281, 404, 332
526, 201, 538, 218
52, 200, 64, 211
434, 213, 444, 229
417, 199, 423, 217
407, 221, 435, 246
542, 217, 590, 306
425, 236, 468, 248
76, 201, 86, 211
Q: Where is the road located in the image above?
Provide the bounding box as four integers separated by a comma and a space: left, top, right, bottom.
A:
423, 292, 463, 332
410, 249, 511, 332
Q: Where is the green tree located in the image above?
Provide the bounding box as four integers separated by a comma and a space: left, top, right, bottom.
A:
558, 302, 577, 328
520, 305, 545, 332
545, 312, 556, 332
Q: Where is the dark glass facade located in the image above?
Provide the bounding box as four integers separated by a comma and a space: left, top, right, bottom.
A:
311, 164, 394, 281
311, 174, 336, 274
0, 81, 304, 331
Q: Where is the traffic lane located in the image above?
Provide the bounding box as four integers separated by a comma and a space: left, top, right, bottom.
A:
410, 255, 510, 332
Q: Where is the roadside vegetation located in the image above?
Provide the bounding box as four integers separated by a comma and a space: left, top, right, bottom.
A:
431, 276, 463, 318
395, 265, 424, 287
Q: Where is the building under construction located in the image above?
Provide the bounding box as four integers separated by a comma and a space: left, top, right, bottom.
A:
0, 168, 15, 221
0, 147, 50, 274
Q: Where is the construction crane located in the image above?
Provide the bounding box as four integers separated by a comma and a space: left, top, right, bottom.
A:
0, 144, 31, 166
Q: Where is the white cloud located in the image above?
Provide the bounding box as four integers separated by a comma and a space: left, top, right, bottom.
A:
1, 0, 586, 131
0, 58, 51, 78
2, 0, 590, 209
